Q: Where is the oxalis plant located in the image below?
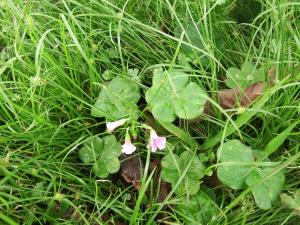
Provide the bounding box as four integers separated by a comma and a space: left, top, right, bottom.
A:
78, 65, 285, 213
80, 70, 169, 178
81, 68, 209, 180
145, 68, 208, 122
217, 140, 285, 209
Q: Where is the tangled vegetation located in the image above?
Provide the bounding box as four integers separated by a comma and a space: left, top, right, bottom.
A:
0, 0, 299, 224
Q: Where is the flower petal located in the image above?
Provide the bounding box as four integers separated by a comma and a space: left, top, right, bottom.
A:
122, 140, 136, 155
156, 137, 166, 150
106, 118, 128, 133
149, 128, 166, 152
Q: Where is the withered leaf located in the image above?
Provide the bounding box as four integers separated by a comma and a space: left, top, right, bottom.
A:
217, 87, 241, 109
120, 155, 143, 190
217, 67, 276, 109
241, 81, 265, 107
120, 157, 171, 203
189, 67, 276, 125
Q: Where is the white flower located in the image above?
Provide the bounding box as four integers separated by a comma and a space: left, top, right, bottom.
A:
106, 118, 128, 133
121, 137, 136, 155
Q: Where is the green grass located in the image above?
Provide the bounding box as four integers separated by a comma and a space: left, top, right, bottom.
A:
0, 0, 299, 224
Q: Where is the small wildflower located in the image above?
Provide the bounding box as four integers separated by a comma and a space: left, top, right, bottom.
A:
122, 132, 136, 155
31, 168, 39, 176
237, 107, 246, 114
12, 94, 21, 102
149, 128, 166, 152
116, 12, 123, 19
75, 193, 80, 200
54, 192, 64, 201
30, 76, 47, 86
25, 15, 34, 26
106, 118, 128, 133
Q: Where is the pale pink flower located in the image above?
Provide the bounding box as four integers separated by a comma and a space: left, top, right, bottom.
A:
106, 118, 128, 133
122, 137, 136, 155
149, 129, 166, 152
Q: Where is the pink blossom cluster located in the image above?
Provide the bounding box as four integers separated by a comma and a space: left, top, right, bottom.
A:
106, 118, 166, 154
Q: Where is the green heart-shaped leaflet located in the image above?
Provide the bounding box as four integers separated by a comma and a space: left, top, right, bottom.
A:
145, 69, 207, 122
245, 167, 285, 210
79, 135, 121, 178
217, 140, 285, 209
217, 140, 254, 189
176, 188, 219, 225
225, 61, 265, 89
161, 151, 205, 195
91, 77, 140, 120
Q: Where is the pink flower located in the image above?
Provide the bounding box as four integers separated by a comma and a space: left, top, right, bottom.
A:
149, 129, 166, 152
106, 118, 128, 133
122, 138, 136, 155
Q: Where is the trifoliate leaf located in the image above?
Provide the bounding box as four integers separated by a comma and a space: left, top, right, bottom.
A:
173, 82, 208, 119
93, 160, 109, 178
91, 77, 140, 120
217, 140, 286, 210
79, 135, 121, 178
176, 188, 219, 225
79, 136, 103, 163
217, 140, 254, 189
245, 167, 285, 209
128, 68, 139, 77
145, 70, 207, 122
161, 151, 205, 195
225, 61, 265, 89
101, 135, 122, 157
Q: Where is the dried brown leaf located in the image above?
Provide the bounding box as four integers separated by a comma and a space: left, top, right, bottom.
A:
217, 87, 241, 109
241, 81, 265, 107
120, 155, 143, 190
218, 67, 277, 109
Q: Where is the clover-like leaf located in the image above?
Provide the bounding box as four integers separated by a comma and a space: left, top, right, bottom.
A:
94, 135, 122, 177
145, 70, 207, 122
79, 135, 122, 178
225, 61, 265, 89
79, 136, 103, 163
176, 188, 219, 225
245, 167, 285, 209
217, 140, 254, 189
217, 140, 286, 210
91, 77, 140, 120
247, 150, 285, 209
93, 160, 109, 178
161, 151, 205, 195
128, 68, 142, 82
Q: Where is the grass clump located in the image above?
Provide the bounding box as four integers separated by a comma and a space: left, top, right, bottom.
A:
0, 0, 299, 224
